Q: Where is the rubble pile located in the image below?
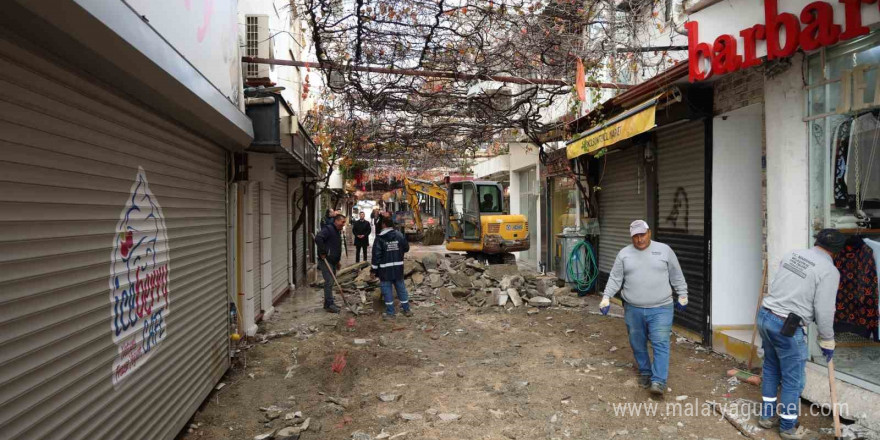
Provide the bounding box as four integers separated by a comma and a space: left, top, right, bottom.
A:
313, 253, 590, 311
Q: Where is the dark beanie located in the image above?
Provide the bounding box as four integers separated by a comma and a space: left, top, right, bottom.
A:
815, 228, 846, 253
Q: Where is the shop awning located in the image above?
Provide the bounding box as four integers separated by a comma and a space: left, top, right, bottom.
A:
566, 96, 659, 159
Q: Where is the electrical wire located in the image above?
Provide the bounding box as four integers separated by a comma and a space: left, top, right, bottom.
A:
567, 239, 598, 294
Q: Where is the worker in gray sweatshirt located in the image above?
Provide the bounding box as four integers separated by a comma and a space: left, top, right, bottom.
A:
599, 220, 688, 396
757, 229, 843, 440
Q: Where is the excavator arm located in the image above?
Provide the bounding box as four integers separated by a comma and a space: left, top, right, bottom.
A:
403, 177, 447, 235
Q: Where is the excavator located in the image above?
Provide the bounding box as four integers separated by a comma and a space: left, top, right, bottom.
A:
403, 177, 529, 264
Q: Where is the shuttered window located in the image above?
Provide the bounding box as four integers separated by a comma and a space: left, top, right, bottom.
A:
0, 37, 229, 439
655, 120, 708, 338
271, 173, 289, 301
597, 145, 647, 274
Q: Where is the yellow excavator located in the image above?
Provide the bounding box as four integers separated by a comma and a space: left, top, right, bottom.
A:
403, 177, 529, 264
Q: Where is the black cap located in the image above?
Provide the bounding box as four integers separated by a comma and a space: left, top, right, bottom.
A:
815, 228, 846, 253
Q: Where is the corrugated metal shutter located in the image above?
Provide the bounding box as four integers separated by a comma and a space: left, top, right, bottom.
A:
292, 184, 306, 286
252, 182, 262, 316
271, 173, 288, 301
0, 38, 228, 440
598, 145, 647, 274
655, 120, 708, 338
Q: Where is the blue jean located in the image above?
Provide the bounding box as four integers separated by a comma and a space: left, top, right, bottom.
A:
380, 279, 410, 315
624, 303, 674, 386
757, 308, 808, 431
319, 259, 337, 307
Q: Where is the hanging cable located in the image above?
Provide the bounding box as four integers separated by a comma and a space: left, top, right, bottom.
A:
567, 239, 598, 295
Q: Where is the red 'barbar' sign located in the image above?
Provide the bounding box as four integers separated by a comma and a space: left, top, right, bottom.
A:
688, 0, 879, 82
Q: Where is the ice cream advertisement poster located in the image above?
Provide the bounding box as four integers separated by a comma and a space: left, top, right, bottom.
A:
109, 167, 170, 387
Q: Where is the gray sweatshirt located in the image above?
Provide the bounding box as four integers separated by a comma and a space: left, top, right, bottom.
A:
763, 247, 839, 343
602, 241, 688, 308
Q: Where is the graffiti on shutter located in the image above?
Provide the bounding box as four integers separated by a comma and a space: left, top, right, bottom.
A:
109, 167, 170, 387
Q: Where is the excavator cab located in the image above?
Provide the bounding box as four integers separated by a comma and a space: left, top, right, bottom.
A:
446, 180, 529, 263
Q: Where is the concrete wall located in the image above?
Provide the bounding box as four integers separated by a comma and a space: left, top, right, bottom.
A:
711, 104, 764, 327
765, 54, 810, 277
507, 143, 541, 267
473, 154, 510, 180
126, 0, 243, 107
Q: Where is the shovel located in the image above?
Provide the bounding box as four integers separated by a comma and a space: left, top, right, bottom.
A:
827, 359, 866, 440
321, 256, 359, 314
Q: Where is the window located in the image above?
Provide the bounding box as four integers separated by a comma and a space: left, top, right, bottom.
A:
477, 184, 502, 213
246, 16, 259, 77
806, 31, 880, 388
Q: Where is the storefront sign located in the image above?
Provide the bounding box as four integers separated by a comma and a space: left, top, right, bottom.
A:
543, 147, 571, 177
687, 0, 880, 82
566, 102, 657, 159
109, 167, 170, 387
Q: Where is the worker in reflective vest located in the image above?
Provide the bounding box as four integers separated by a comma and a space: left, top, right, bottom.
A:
371, 215, 411, 320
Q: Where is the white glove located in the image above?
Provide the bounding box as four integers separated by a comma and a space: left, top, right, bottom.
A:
678, 296, 688, 306
599, 296, 611, 315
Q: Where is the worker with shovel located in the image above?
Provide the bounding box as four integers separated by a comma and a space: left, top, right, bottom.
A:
599, 220, 688, 396
372, 215, 412, 320
756, 229, 844, 440
315, 213, 347, 313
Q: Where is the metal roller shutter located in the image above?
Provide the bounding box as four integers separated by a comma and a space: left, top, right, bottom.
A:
271, 173, 288, 301
655, 120, 708, 339
252, 182, 262, 316
0, 38, 228, 440
598, 145, 647, 275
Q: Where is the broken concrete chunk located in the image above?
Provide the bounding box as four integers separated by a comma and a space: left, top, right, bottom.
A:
421, 254, 439, 270
399, 412, 424, 421
353, 339, 369, 345
484, 264, 520, 281
507, 288, 523, 307
438, 413, 461, 421
411, 273, 424, 285
284, 411, 303, 420
254, 433, 273, 440
557, 296, 584, 308
378, 393, 400, 402
428, 274, 445, 288
527, 296, 552, 307
276, 418, 310, 437
351, 432, 372, 440
450, 288, 470, 298
449, 272, 473, 288
499, 275, 525, 290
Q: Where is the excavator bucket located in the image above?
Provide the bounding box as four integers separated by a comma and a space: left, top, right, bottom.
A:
422, 226, 445, 246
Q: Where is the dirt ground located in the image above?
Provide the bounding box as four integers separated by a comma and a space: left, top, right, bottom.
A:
178, 250, 839, 440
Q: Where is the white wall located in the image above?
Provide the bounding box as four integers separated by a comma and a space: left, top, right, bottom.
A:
473, 154, 510, 179
711, 104, 764, 326
127, 0, 242, 107
238, 0, 307, 112
766, 53, 810, 278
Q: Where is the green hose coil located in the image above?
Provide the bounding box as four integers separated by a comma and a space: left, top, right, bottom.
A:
567, 239, 598, 294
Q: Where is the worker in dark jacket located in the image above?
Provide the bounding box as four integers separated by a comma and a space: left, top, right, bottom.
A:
315, 214, 346, 313
352, 211, 372, 263
371, 215, 412, 319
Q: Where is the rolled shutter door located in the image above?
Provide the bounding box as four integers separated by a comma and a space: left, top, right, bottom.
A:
252, 182, 262, 316
271, 173, 288, 301
598, 145, 647, 275
0, 38, 228, 439
655, 120, 707, 337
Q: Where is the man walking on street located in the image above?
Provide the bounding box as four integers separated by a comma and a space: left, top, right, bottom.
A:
353, 211, 372, 263
756, 229, 844, 440
372, 215, 412, 320
599, 220, 688, 396
315, 214, 347, 313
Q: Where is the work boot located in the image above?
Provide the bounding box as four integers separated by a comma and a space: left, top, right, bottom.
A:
324, 304, 340, 313
402, 309, 414, 318
638, 375, 651, 389
649, 382, 665, 396
382, 313, 396, 321
757, 416, 779, 429
779, 425, 818, 440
